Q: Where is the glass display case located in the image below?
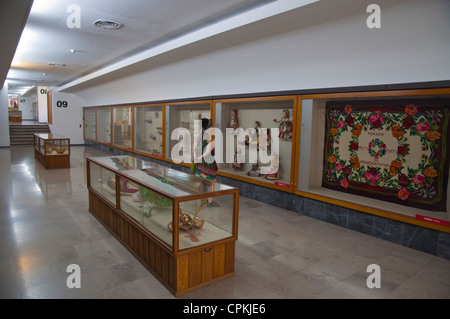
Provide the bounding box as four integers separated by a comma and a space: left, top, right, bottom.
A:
34, 133, 70, 169
113, 107, 133, 150
165, 101, 211, 161
297, 91, 450, 227
86, 155, 239, 296
84, 108, 96, 141
8, 109, 22, 122
134, 105, 163, 157
97, 108, 111, 144
215, 96, 297, 190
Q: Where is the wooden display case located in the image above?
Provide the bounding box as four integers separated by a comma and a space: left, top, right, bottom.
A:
34, 133, 70, 169
86, 155, 239, 296
8, 109, 22, 122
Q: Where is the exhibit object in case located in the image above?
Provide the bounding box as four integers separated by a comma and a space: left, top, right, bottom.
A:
34, 133, 70, 169
86, 155, 239, 296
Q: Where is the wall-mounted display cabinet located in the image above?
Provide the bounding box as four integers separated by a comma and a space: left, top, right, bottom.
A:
134, 104, 164, 158
113, 107, 133, 150
295, 89, 450, 231
83, 108, 96, 141
97, 108, 111, 144
214, 96, 298, 191
34, 133, 70, 169
86, 155, 239, 296
165, 101, 212, 160
83, 89, 450, 232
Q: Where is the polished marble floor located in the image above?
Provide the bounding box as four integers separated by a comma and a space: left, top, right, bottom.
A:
1, 145, 449, 299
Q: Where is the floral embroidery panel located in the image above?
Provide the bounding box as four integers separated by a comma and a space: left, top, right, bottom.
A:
322, 100, 449, 211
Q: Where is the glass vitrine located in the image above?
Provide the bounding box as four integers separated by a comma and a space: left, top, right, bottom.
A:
84, 108, 96, 140
86, 155, 239, 296
113, 107, 133, 149
165, 102, 211, 160
297, 92, 450, 225
34, 133, 70, 169
214, 96, 297, 189
97, 108, 111, 144
134, 105, 163, 157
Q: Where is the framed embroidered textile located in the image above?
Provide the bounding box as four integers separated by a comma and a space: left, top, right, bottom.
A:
322, 99, 449, 211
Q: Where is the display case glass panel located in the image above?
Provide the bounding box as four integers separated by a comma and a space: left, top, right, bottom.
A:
89, 161, 117, 205
89, 155, 238, 251
34, 134, 40, 151
177, 194, 234, 250
134, 105, 163, 157
113, 107, 133, 150
97, 108, 111, 144
298, 93, 450, 224
215, 97, 296, 188
84, 108, 96, 140
165, 102, 211, 160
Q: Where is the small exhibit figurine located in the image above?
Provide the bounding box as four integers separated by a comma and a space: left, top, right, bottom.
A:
274, 110, 291, 139
230, 109, 239, 130
246, 121, 261, 146
264, 153, 280, 180
247, 161, 261, 177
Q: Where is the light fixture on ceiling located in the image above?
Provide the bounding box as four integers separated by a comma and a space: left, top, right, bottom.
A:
93, 19, 122, 29
48, 62, 66, 67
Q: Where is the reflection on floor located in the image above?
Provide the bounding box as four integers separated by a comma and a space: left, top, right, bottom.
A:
0, 145, 449, 299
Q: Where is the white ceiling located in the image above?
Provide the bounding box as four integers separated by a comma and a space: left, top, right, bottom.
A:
5, 0, 278, 95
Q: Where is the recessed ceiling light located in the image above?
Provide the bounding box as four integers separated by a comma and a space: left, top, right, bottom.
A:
48, 62, 66, 67
93, 19, 122, 29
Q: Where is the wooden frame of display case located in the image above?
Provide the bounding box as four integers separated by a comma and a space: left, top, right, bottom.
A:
86, 156, 239, 296
34, 133, 71, 169
294, 88, 450, 233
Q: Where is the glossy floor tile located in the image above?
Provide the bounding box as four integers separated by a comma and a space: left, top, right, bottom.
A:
0, 145, 449, 299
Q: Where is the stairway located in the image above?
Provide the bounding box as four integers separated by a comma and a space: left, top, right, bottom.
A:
9, 124, 51, 146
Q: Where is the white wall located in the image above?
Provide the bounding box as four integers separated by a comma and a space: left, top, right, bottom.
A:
37, 86, 48, 123
0, 84, 10, 147
49, 91, 85, 144
69, 0, 450, 106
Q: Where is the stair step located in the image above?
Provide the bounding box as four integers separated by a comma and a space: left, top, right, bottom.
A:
9, 124, 51, 145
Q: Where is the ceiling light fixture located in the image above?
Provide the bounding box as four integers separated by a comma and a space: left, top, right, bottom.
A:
93, 19, 122, 29
48, 62, 66, 67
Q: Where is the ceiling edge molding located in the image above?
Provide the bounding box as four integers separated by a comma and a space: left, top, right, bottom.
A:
56, 0, 319, 92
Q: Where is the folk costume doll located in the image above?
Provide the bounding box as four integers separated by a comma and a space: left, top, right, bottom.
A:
274, 110, 291, 139
264, 153, 280, 180
193, 118, 220, 207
